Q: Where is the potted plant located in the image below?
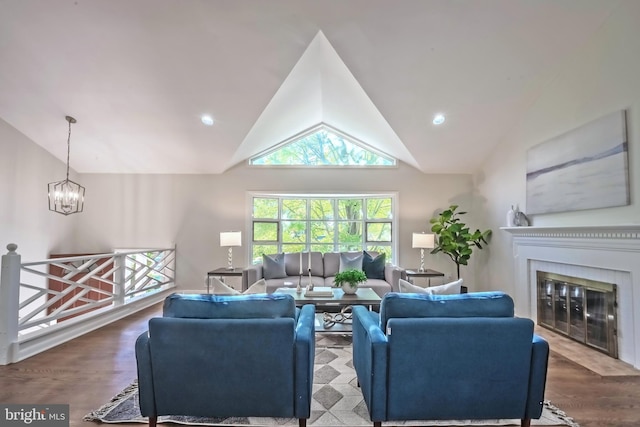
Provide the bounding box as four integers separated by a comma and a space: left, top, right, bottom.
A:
430, 205, 492, 279
333, 269, 367, 294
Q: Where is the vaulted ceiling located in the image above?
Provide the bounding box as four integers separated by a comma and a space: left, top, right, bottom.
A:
0, 0, 619, 174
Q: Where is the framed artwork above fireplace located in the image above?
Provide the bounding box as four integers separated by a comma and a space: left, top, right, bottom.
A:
526, 110, 629, 215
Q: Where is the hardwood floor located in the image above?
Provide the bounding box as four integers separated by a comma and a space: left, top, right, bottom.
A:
1, 303, 639, 427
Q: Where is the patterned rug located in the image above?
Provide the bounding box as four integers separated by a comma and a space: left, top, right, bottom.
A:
84, 335, 579, 427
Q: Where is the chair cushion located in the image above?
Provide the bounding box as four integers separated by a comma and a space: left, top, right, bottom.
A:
380, 291, 514, 330
263, 253, 287, 279
362, 251, 385, 279
163, 293, 296, 319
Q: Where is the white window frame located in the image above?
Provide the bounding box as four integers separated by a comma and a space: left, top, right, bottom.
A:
246, 192, 398, 265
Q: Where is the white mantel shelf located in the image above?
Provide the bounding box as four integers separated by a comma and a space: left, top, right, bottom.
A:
501, 224, 640, 238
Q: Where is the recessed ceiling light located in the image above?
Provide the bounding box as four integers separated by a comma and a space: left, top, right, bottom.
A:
201, 115, 214, 126
433, 114, 445, 125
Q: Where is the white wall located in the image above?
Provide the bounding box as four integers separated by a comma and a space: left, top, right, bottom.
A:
475, 0, 640, 296
75, 164, 475, 289
0, 119, 76, 263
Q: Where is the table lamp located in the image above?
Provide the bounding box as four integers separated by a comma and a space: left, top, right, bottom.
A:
220, 231, 242, 270
412, 232, 435, 272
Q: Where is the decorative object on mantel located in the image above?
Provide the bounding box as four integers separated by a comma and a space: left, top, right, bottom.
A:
430, 205, 492, 279
412, 232, 435, 272
333, 269, 367, 294
526, 109, 629, 215
506, 205, 516, 227
219, 231, 241, 269
513, 205, 529, 227
48, 115, 86, 215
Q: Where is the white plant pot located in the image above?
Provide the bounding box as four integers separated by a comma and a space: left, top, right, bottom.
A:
342, 284, 358, 294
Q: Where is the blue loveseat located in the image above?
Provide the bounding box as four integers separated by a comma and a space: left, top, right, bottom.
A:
135, 293, 315, 427
351, 291, 549, 427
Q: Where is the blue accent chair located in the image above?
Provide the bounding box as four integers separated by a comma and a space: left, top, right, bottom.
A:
135, 293, 315, 427
352, 291, 549, 427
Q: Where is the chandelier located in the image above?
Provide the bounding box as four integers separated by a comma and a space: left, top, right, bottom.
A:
48, 116, 86, 215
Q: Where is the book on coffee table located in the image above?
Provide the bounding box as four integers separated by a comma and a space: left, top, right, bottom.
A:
304, 286, 334, 297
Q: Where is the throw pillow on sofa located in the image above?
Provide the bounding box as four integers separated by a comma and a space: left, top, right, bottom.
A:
399, 278, 463, 295
244, 279, 266, 294
339, 252, 364, 272
362, 251, 385, 279
263, 253, 287, 279
210, 277, 241, 295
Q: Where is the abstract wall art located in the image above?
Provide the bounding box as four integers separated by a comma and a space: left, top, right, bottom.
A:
526, 110, 629, 215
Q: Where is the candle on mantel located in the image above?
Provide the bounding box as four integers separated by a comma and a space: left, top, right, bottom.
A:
308, 251, 311, 271
299, 252, 302, 275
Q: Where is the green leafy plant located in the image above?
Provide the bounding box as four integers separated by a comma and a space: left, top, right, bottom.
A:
333, 269, 367, 289
429, 205, 492, 279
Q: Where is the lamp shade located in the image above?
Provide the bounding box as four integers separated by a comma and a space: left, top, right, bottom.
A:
220, 231, 242, 247
412, 233, 435, 249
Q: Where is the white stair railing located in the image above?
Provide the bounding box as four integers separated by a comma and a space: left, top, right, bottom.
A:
0, 244, 177, 365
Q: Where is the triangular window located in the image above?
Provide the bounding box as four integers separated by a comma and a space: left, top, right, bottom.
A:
250, 125, 396, 167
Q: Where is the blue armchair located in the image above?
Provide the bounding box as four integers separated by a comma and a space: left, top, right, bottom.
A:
352, 291, 548, 427
135, 293, 315, 427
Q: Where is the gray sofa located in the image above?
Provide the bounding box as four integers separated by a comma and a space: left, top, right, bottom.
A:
242, 251, 404, 298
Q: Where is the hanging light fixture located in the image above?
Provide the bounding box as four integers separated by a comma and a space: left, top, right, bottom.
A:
48, 115, 85, 215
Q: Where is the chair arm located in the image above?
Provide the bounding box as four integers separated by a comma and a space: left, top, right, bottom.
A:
525, 334, 550, 419
384, 264, 404, 293
294, 304, 316, 418
352, 305, 388, 422
134, 331, 156, 417
242, 265, 263, 291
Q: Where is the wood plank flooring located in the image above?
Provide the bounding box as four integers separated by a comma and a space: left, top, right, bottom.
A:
1, 303, 639, 427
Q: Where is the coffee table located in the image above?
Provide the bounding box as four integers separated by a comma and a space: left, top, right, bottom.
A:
275, 287, 381, 333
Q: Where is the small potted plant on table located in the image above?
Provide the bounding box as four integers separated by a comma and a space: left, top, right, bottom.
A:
333, 269, 367, 294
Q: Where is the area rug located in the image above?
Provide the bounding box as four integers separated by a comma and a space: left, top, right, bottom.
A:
85, 335, 579, 427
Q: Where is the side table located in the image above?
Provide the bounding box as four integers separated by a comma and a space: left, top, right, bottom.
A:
207, 267, 243, 293
405, 268, 445, 286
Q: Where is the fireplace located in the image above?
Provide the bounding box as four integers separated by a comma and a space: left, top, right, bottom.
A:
536, 271, 617, 358
504, 225, 640, 369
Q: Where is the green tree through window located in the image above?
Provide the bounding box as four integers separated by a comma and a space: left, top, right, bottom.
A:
251, 195, 394, 263
250, 125, 395, 166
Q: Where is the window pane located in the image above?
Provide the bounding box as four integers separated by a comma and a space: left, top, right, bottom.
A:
252, 245, 278, 264
339, 244, 362, 252
367, 198, 392, 219
310, 199, 334, 220
253, 222, 278, 241
282, 199, 306, 220
311, 221, 334, 243
282, 244, 305, 254
282, 221, 306, 243
338, 199, 362, 220
366, 222, 391, 242
311, 244, 334, 253
338, 221, 362, 244
253, 198, 278, 219
250, 126, 396, 166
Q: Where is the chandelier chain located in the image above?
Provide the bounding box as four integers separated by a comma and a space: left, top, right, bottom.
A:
65, 118, 72, 181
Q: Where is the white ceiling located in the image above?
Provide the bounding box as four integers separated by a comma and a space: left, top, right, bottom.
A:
0, 0, 619, 174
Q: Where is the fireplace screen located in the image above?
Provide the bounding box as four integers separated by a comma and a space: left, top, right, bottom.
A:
537, 271, 617, 358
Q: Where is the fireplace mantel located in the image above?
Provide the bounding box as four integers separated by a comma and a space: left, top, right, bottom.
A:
503, 224, 640, 369
501, 224, 640, 239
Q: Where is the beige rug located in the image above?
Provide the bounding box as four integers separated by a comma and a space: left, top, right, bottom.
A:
84, 335, 579, 427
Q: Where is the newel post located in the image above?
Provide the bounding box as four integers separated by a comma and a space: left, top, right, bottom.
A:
0, 243, 21, 365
